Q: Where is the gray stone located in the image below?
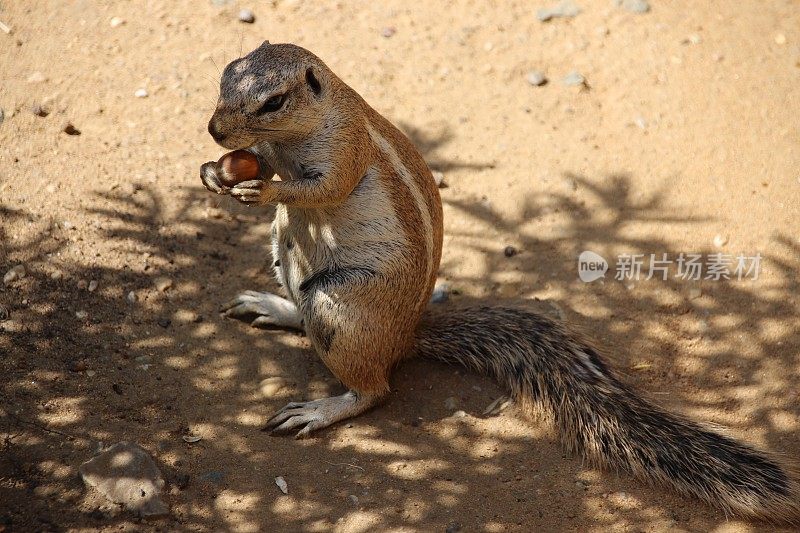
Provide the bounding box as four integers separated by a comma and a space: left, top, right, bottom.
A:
79, 442, 168, 517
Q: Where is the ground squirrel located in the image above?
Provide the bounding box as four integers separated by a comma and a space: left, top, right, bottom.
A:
200, 42, 799, 523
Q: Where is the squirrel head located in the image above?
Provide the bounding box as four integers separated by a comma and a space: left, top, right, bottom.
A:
208, 42, 329, 149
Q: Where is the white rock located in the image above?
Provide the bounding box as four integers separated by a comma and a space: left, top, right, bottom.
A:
526, 70, 547, 86
154, 277, 173, 292
712, 234, 728, 248
110, 17, 125, 28
79, 441, 168, 517
88, 280, 99, 292
134, 88, 148, 98
563, 71, 585, 86
126, 291, 137, 304
431, 170, 446, 187
27, 71, 46, 83
4, 265, 26, 285
76, 310, 88, 319
238, 9, 255, 23
275, 476, 288, 494
259, 376, 287, 397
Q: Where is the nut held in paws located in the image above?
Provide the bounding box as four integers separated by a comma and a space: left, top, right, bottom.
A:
218, 150, 261, 186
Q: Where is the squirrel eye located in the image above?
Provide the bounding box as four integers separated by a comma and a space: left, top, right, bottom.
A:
256, 94, 285, 115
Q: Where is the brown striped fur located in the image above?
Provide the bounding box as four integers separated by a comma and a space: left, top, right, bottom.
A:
200, 42, 799, 523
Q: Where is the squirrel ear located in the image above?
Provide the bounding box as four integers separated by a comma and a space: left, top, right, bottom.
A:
305, 67, 322, 96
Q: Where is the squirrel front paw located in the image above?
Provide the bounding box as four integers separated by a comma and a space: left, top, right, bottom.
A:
200, 161, 227, 195
230, 180, 267, 206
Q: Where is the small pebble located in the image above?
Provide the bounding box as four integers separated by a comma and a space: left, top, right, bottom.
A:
110, 17, 125, 28
348, 494, 359, 506
526, 70, 547, 86
381, 26, 396, 38
31, 104, 49, 117
775, 33, 786, 45
88, 280, 99, 292
86, 370, 96, 377
134, 88, 148, 98
50, 270, 63, 280
62, 220, 74, 230
62, 122, 81, 135
75, 310, 88, 319
154, 277, 173, 292
4, 265, 26, 285
452, 410, 467, 418
430, 283, 450, 304
446, 522, 463, 533
238, 9, 255, 23
563, 71, 586, 86
275, 476, 288, 494
27, 71, 46, 83
712, 234, 728, 248
157, 318, 171, 328
537, 1, 580, 21
634, 116, 647, 129
504, 245, 518, 258
126, 291, 137, 304
617, 0, 649, 13
431, 170, 446, 188
77, 279, 88, 290
260, 376, 287, 397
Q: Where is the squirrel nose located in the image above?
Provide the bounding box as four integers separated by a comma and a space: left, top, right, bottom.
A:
208, 120, 227, 142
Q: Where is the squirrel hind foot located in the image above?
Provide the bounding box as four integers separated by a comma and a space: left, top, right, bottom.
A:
263, 391, 382, 439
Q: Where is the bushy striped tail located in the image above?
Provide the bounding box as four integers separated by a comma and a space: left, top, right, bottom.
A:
414, 306, 800, 523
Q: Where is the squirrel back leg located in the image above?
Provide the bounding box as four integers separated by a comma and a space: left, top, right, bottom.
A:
263, 390, 383, 438
221, 290, 303, 330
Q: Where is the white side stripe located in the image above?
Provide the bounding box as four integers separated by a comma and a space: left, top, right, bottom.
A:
366, 122, 434, 282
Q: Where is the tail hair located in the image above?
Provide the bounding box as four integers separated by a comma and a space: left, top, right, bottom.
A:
415, 305, 800, 523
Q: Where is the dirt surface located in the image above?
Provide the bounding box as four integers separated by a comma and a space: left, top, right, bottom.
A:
1, 0, 799, 531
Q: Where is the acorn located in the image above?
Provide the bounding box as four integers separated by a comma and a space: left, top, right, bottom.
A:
218, 150, 261, 186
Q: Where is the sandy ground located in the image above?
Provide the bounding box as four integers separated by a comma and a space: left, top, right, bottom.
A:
1, 0, 799, 531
